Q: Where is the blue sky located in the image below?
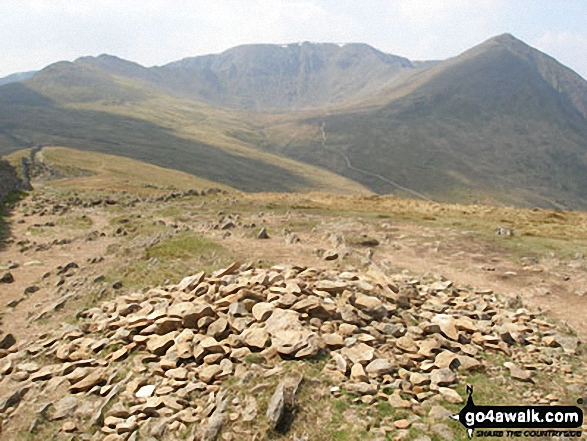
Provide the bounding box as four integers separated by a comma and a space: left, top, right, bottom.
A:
0, 0, 586, 79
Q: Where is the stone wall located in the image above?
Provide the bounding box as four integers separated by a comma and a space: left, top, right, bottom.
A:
0, 159, 25, 203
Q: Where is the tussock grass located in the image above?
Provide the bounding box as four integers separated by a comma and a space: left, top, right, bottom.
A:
107, 232, 231, 288
56, 215, 93, 229
145, 232, 225, 260
245, 192, 587, 260
37, 147, 230, 194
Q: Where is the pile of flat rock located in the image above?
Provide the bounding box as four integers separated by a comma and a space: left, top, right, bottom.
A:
0, 262, 583, 440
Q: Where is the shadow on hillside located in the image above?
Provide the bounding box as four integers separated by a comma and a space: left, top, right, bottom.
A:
0, 84, 311, 192
0, 212, 10, 252
0, 196, 18, 253
0, 82, 55, 108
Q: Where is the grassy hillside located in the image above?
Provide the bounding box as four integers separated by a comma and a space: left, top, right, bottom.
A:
1, 34, 587, 208
253, 35, 587, 209
0, 79, 370, 194
6, 146, 233, 194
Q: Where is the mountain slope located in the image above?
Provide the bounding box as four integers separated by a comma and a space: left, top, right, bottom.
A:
156, 42, 418, 109
258, 34, 587, 209
0, 77, 369, 194
0, 70, 36, 86
1, 35, 587, 208
6, 146, 233, 193
50, 43, 423, 110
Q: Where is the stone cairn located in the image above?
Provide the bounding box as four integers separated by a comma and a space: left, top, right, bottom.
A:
0, 262, 583, 440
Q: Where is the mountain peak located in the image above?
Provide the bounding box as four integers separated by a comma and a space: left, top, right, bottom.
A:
481, 33, 530, 50
75, 53, 119, 63
2, 35, 587, 208
491, 33, 518, 42
73, 54, 148, 79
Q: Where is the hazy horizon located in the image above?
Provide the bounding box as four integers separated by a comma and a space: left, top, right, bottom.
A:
1, 1, 586, 79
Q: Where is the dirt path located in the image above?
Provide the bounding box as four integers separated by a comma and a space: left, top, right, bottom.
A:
0, 194, 116, 342
200, 206, 587, 340
2, 187, 586, 347
378, 228, 587, 339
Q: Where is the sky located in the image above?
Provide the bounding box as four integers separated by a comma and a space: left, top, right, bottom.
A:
0, 0, 586, 79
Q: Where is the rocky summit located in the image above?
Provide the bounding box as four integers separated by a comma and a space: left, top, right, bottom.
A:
1, 261, 584, 440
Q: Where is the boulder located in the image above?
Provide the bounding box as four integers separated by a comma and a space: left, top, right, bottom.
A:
0, 333, 16, 350
341, 343, 375, 365
252, 302, 274, 322
354, 295, 387, 318
431, 314, 459, 341
438, 387, 463, 404
504, 362, 533, 383
241, 328, 269, 350
350, 363, 368, 382
69, 370, 107, 393
135, 385, 156, 398
0, 271, 14, 283
146, 332, 177, 356
322, 333, 344, 348
168, 301, 214, 328
176, 271, 205, 292
365, 358, 395, 377
430, 368, 456, 387
198, 365, 223, 384
388, 391, 412, 408
345, 382, 378, 395
396, 335, 418, 353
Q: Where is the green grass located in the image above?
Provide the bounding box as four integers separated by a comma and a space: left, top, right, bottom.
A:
56, 215, 93, 229
106, 231, 232, 288
490, 235, 587, 262
2, 189, 27, 205
0, 209, 11, 251
249, 192, 587, 263
16, 420, 62, 441
330, 403, 368, 441
244, 353, 265, 364
280, 217, 321, 232
153, 206, 184, 218
26, 225, 46, 236
326, 395, 373, 440
145, 232, 225, 260
109, 259, 184, 289
99, 343, 122, 357
109, 214, 136, 225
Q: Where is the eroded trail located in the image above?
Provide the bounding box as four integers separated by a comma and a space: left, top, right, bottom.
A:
220, 211, 587, 340
319, 121, 435, 202
1, 185, 586, 440
1, 186, 586, 342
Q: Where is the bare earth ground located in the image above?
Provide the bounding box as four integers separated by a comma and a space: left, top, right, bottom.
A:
1, 184, 587, 344
1, 177, 587, 440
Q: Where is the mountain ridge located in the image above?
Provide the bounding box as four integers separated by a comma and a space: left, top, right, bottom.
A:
72, 42, 424, 109
255, 34, 587, 208
1, 34, 587, 209
0, 70, 37, 86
